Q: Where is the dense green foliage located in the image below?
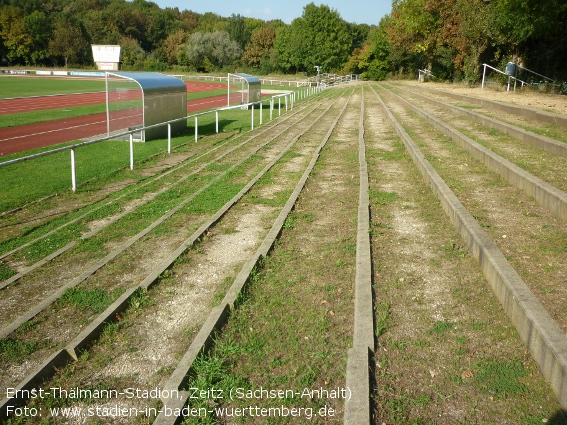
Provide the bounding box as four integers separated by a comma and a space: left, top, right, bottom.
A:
0, 0, 369, 75
0, 0, 565, 82
375, 0, 567, 82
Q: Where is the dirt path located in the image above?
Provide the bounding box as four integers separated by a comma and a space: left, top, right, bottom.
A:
399, 81, 567, 115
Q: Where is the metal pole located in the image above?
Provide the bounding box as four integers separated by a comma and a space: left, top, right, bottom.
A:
71, 148, 76, 192
251, 104, 254, 130
167, 123, 171, 153
216, 111, 219, 133
482, 64, 486, 89
105, 73, 110, 136
260, 102, 263, 125
129, 134, 134, 170
195, 116, 198, 142
270, 99, 273, 120
141, 87, 145, 142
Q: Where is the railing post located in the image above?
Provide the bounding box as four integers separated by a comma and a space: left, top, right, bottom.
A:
129, 134, 134, 170
270, 99, 273, 120
278, 97, 281, 116
195, 116, 198, 142
251, 103, 254, 130
216, 111, 219, 133
167, 123, 171, 153
260, 102, 263, 125
71, 148, 76, 192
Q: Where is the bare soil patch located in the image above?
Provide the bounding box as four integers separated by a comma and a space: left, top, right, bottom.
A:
400, 81, 567, 115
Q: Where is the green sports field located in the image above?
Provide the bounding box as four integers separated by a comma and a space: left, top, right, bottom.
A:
0, 75, 298, 212
0, 75, 105, 99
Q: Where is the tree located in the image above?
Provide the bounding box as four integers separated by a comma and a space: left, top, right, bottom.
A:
179, 10, 200, 34
0, 6, 33, 65
226, 14, 250, 51
274, 3, 352, 73
185, 31, 241, 71
242, 24, 276, 69
453, 0, 491, 79
119, 35, 147, 70
161, 30, 186, 65
386, 0, 438, 68
48, 18, 89, 67
197, 12, 227, 33
344, 22, 391, 80
273, 23, 303, 73
24, 10, 52, 65
489, 0, 567, 78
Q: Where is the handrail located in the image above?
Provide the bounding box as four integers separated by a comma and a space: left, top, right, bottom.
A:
482, 63, 531, 91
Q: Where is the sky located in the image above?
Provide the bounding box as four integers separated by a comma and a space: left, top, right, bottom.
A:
149, 1, 392, 26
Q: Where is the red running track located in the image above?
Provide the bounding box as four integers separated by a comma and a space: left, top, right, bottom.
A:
0, 82, 231, 156
0, 81, 227, 116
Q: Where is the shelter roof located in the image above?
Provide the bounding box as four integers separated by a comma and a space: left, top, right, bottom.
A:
107, 72, 186, 95
231, 73, 261, 84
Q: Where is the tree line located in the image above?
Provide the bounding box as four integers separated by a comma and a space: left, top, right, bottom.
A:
0, 0, 369, 76
351, 0, 567, 83
1, 0, 566, 82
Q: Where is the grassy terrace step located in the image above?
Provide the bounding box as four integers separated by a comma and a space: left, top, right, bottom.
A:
169, 90, 358, 424
367, 85, 564, 422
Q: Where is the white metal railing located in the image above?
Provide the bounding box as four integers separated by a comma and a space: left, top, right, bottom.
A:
0, 87, 325, 192
418, 69, 434, 82
481, 63, 555, 92
178, 73, 359, 88
176, 74, 309, 87
303, 73, 359, 88
481, 63, 530, 91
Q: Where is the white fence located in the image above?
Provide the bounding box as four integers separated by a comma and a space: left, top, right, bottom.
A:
177, 73, 360, 88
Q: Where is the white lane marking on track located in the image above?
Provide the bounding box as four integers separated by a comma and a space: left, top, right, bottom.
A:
0, 114, 142, 143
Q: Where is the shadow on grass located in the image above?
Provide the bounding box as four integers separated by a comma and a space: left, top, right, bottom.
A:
549, 410, 567, 425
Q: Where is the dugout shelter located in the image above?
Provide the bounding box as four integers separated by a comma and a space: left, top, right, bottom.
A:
106, 72, 187, 141
227, 73, 261, 106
